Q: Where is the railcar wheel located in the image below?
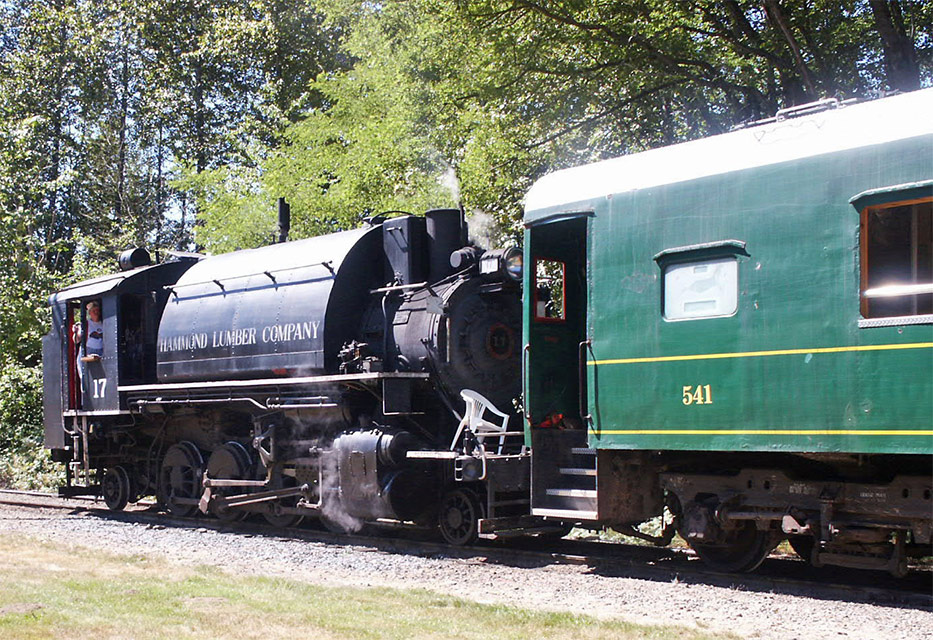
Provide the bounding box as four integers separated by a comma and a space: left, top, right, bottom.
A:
206, 442, 252, 522
101, 466, 133, 512
688, 521, 780, 573
438, 487, 483, 546
159, 441, 204, 518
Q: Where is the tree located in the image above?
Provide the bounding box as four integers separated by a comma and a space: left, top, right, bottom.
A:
190, 1, 455, 251
317, 0, 932, 233
190, 1, 929, 249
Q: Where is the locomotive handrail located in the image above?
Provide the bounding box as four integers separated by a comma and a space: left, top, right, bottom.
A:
131, 395, 339, 412
131, 397, 268, 411
163, 260, 335, 295
370, 281, 427, 293
369, 282, 440, 300
119, 372, 430, 394
265, 397, 338, 410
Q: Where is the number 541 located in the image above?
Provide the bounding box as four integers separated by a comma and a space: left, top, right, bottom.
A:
682, 385, 712, 405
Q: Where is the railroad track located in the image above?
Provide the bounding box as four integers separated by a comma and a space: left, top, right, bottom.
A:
1, 488, 930, 608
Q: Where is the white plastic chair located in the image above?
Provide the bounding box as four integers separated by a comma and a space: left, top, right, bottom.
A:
450, 389, 510, 455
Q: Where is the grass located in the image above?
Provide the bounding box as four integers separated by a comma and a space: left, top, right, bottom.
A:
0, 535, 733, 640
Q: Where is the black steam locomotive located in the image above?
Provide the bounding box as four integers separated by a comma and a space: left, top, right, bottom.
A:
43, 209, 533, 544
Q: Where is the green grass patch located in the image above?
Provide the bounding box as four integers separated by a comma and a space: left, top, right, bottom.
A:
0, 534, 731, 639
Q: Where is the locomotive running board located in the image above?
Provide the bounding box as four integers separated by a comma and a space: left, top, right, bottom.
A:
119, 372, 430, 394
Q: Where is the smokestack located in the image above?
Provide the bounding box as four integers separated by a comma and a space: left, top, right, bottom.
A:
425, 208, 466, 283
277, 198, 291, 243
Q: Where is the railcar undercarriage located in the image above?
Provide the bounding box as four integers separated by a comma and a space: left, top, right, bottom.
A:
657, 453, 933, 576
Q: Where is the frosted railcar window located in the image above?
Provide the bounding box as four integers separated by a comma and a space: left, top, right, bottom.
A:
664, 258, 738, 320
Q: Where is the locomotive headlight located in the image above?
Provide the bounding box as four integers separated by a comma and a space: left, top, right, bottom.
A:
479, 247, 523, 282
504, 248, 523, 281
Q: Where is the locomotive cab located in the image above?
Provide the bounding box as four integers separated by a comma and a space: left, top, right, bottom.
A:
42, 255, 198, 462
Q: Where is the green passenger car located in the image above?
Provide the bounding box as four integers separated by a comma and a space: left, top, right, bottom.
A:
522, 89, 932, 574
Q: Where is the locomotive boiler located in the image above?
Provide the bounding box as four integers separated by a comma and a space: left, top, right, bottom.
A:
43, 209, 531, 543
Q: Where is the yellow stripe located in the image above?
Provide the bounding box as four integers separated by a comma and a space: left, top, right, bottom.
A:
588, 342, 933, 365
590, 429, 933, 436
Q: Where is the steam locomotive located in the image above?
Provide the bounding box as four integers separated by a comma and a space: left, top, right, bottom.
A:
44, 89, 932, 575
43, 208, 532, 543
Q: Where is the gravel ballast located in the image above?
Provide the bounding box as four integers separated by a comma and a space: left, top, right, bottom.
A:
1, 501, 930, 639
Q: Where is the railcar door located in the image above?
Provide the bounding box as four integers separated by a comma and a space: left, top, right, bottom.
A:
524, 215, 595, 518
524, 216, 588, 425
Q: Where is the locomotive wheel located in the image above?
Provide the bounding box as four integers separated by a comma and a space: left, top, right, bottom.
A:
438, 487, 483, 546
101, 466, 133, 512
206, 442, 253, 522
159, 441, 204, 518
264, 506, 305, 529
688, 521, 780, 573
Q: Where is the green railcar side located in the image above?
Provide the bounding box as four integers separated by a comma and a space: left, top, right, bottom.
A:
523, 91, 933, 457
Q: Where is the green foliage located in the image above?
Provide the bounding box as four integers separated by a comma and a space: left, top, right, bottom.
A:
0, 361, 60, 492
267, 0, 931, 246
0, 442, 64, 491
0, 0, 930, 481
0, 0, 345, 472
0, 363, 43, 452
192, 3, 458, 251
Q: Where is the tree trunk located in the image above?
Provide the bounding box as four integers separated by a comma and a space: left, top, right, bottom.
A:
117, 26, 129, 223
762, 0, 816, 103
869, 0, 921, 92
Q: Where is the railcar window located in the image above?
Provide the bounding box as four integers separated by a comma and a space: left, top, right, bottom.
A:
534, 259, 566, 321
861, 198, 933, 319
663, 257, 738, 321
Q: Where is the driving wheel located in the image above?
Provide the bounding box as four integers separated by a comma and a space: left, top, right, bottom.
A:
159, 441, 204, 517
206, 442, 253, 522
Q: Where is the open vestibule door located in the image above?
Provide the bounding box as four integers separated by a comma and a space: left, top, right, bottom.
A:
523, 214, 597, 520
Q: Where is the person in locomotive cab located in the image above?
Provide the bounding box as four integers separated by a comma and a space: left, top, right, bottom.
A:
76, 300, 104, 361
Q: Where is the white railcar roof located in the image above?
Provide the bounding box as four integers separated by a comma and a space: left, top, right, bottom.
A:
524, 88, 933, 219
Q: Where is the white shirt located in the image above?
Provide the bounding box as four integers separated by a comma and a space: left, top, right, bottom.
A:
86, 318, 103, 355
